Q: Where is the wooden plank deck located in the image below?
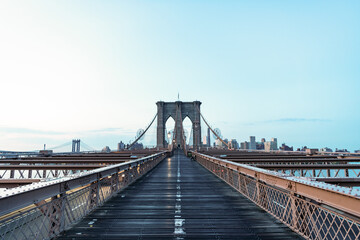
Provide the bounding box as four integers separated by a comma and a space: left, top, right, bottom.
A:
57, 150, 302, 239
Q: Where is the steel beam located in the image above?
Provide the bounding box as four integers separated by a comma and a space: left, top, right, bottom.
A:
0, 179, 41, 188
0, 165, 103, 170
315, 178, 360, 187
0, 160, 128, 164
255, 164, 360, 169
221, 158, 360, 163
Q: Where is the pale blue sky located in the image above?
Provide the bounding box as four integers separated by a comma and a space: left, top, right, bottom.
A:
0, 1, 359, 151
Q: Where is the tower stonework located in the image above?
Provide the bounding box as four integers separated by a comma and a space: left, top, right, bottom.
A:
156, 101, 202, 149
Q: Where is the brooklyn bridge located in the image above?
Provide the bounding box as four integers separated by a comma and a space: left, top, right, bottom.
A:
0, 101, 359, 240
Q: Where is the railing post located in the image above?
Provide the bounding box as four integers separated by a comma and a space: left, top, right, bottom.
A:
255, 173, 260, 204
35, 195, 63, 239
111, 172, 119, 193
290, 193, 298, 231
89, 180, 99, 210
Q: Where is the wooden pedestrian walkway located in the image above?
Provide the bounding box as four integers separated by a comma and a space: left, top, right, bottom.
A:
57, 150, 302, 239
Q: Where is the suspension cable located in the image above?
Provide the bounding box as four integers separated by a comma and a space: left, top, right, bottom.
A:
127, 113, 158, 150
81, 141, 96, 151
48, 141, 72, 150
195, 105, 230, 149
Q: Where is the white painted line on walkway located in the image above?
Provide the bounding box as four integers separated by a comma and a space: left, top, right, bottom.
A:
174, 151, 186, 236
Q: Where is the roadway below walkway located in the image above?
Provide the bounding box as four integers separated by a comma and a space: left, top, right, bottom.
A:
57, 149, 302, 239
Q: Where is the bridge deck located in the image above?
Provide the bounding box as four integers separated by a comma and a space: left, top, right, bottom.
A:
57, 150, 302, 239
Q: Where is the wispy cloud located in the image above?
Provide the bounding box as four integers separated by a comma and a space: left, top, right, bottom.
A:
243, 118, 331, 126
87, 127, 134, 135
0, 126, 136, 138
0, 127, 64, 135
265, 118, 330, 123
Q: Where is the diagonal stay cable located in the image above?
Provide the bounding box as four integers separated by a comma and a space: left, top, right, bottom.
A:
195, 105, 230, 149
127, 113, 158, 150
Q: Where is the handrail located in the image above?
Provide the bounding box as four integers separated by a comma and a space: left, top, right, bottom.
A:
191, 150, 360, 239
191, 151, 360, 218
0, 151, 168, 216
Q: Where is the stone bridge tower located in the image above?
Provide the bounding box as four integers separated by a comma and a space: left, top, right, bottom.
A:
156, 101, 201, 149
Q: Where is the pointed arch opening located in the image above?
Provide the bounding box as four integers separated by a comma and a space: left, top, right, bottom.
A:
182, 116, 193, 147
165, 116, 175, 147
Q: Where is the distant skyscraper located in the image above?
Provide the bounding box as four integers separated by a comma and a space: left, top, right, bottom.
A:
202, 136, 207, 145
264, 142, 271, 151
249, 136, 256, 150
230, 139, 239, 149
207, 127, 211, 147
271, 138, 278, 150
215, 139, 224, 148
118, 141, 125, 151
240, 141, 249, 150
264, 138, 278, 151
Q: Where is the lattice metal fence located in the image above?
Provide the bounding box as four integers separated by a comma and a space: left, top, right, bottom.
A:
195, 154, 360, 240
0, 152, 166, 240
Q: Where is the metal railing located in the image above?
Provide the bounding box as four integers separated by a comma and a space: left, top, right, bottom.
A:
0, 151, 168, 240
191, 151, 360, 240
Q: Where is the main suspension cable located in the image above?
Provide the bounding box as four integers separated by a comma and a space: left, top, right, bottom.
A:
195, 105, 230, 149
127, 113, 157, 150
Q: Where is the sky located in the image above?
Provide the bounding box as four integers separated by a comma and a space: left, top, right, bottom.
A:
0, 1, 359, 152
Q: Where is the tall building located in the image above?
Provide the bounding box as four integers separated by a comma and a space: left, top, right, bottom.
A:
118, 141, 125, 151
215, 139, 225, 149
230, 139, 239, 149
240, 141, 249, 150
264, 142, 271, 151
256, 142, 265, 150
271, 138, 278, 150
264, 138, 278, 151
207, 127, 211, 147
202, 128, 211, 147
249, 136, 256, 150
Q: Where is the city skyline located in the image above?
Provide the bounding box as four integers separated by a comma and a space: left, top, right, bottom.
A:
0, 1, 359, 152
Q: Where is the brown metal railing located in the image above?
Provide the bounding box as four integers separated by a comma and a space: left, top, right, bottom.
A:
191, 151, 360, 240
0, 151, 168, 240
